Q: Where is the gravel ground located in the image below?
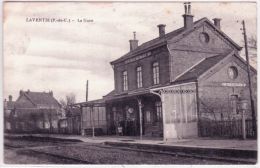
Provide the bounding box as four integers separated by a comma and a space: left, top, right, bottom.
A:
4, 148, 81, 164
5, 138, 61, 148
32, 143, 231, 164
4, 137, 233, 164
4, 137, 76, 148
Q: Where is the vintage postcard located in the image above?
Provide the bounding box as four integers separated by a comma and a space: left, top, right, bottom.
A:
2, 0, 257, 166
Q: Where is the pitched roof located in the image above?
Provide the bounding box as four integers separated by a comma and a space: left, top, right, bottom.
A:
111, 27, 185, 64
103, 90, 116, 98
16, 108, 58, 119
16, 91, 61, 108
111, 17, 242, 65
173, 53, 228, 83
73, 98, 106, 107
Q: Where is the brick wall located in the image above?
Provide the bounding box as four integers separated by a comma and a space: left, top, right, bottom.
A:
168, 22, 235, 81
198, 55, 257, 120
113, 46, 170, 93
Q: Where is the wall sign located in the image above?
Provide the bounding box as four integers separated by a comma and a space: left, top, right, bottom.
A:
221, 82, 246, 87
124, 51, 152, 64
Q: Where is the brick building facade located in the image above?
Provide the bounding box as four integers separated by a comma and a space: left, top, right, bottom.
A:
81, 4, 257, 140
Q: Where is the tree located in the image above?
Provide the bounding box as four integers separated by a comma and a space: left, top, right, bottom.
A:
248, 35, 257, 50
59, 93, 76, 108
66, 93, 76, 106
241, 34, 257, 68
59, 93, 77, 117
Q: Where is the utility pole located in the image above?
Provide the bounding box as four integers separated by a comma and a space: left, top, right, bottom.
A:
86, 80, 89, 102
241, 20, 256, 138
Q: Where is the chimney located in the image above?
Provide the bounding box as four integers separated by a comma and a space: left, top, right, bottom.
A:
157, 24, 166, 37
183, 2, 194, 29
49, 91, 53, 96
129, 32, 138, 51
20, 90, 23, 96
213, 18, 221, 29
8, 95, 12, 102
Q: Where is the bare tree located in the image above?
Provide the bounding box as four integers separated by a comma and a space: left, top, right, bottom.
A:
66, 93, 76, 106
248, 35, 257, 50
241, 34, 257, 68
59, 93, 77, 117
59, 98, 67, 108
59, 93, 76, 107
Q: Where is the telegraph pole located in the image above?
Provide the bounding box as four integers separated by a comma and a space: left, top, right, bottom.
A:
241, 20, 256, 138
86, 80, 89, 102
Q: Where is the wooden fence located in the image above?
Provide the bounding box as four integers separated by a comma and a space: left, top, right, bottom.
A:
199, 119, 256, 139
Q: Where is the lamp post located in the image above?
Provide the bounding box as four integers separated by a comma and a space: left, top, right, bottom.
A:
238, 99, 248, 140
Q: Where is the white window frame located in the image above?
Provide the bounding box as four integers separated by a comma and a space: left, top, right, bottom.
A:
137, 66, 143, 88
123, 71, 128, 91
153, 62, 160, 85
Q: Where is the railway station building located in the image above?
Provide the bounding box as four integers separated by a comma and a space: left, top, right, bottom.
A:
79, 4, 257, 140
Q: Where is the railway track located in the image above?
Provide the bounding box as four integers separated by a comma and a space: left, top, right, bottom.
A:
78, 143, 256, 164
5, 144, 93, 164
4, 139, 256, 164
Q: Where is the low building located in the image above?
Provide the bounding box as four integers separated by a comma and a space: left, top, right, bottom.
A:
74, 99, 107, 136
4, 95, 16, 132
8, 90, 62, 133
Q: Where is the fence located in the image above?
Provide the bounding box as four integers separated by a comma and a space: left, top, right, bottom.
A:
199, 119, 256, 139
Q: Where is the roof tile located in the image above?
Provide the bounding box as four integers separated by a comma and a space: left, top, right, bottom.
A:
173, 53, 228, 83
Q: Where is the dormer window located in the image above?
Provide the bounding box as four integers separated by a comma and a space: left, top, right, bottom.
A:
123, 71, 128, 91
152, 62, 160, 85
136, 66, 143, 88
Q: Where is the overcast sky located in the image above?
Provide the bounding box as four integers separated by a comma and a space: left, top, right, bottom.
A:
3, 2, 256, 102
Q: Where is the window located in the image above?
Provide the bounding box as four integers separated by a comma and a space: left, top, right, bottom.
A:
136, 66, 143, 88
155, 101, 162, 122
123, 71, 128, 91
228, 66, 238, 79
199, 32, 210, 44
230, 94, 238, 114
153, 62, 160, 85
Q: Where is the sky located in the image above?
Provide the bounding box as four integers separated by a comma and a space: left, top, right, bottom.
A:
3, 1, 257, 103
